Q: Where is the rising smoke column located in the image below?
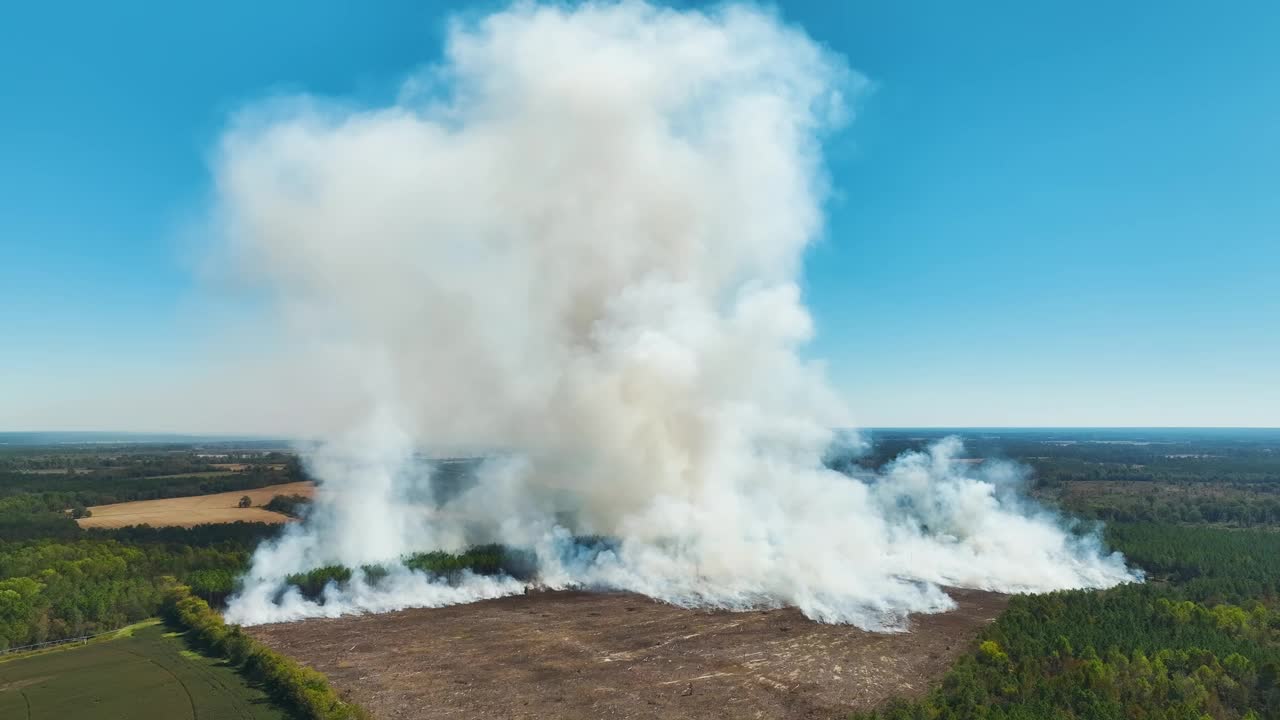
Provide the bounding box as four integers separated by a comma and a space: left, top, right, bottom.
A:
220, 1, 1137, 628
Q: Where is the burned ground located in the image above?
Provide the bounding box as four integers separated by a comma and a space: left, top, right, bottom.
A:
248, 588, 1007, 719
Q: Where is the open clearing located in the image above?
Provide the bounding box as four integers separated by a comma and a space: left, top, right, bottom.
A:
250, 588, 1008, 719
76, 481, 314, 528
0, 623, 288, 720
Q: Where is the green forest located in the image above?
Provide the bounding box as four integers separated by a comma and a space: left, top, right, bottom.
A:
0, 523, 271, 648
855, 525, 1280, 719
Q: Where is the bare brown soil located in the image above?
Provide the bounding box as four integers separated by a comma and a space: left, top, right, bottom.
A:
249, 588, 1008, 719
76, 481, 315, 529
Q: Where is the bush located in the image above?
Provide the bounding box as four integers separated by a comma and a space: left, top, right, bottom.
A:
264, 494, 311, 518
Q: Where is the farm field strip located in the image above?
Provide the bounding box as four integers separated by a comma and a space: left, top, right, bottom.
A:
0, 623, 289, 720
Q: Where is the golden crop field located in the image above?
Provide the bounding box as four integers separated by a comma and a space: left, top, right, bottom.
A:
75, 481, 315, 529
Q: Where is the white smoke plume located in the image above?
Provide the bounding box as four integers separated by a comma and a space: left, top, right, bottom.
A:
219, 1, 1136, 629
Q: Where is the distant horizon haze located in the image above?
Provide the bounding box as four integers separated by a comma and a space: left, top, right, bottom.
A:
2, 427, 1278, 445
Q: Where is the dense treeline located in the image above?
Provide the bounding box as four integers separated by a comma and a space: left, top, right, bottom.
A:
1031, 459, 1280, 487
854, 524, 1280, 720
285, 565, 354, 600
1061, 488, 1280, 527
0, 446, 293, 475
164, 586, 369, 719
403, 544, 508, 577
0, 523, 275, 649
0, 460, 300, 506
862, 429, 1280, 473
1106, 523, 1280, 603
0, 493, 83, 539
283, 545, 511, 601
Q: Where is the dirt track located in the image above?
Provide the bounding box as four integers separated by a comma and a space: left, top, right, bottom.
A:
249, 588, 1007, 719
76, 481, 315, 528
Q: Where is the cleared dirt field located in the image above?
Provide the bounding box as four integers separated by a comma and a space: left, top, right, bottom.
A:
250, 588, 1008, 719
76, 481, 315, 528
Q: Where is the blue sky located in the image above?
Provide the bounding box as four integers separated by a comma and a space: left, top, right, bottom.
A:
1, 1, 1277, 430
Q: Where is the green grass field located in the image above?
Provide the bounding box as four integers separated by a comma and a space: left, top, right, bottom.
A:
0, 622, 291, 720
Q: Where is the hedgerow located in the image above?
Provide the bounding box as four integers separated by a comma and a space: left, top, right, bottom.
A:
163, 585, 369, 720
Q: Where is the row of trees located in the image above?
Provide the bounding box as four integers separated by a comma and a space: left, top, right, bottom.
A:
0, 448, 294, 475
164, 585, 368, 719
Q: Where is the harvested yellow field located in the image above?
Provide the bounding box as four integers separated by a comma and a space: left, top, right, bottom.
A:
76, 481, 315, 529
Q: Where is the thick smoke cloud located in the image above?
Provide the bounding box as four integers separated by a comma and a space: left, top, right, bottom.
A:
221, 1, 1135, 628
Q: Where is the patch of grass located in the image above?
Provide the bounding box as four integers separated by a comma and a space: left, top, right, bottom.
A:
111, 618, 161, 639
0, 623, 290, 719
